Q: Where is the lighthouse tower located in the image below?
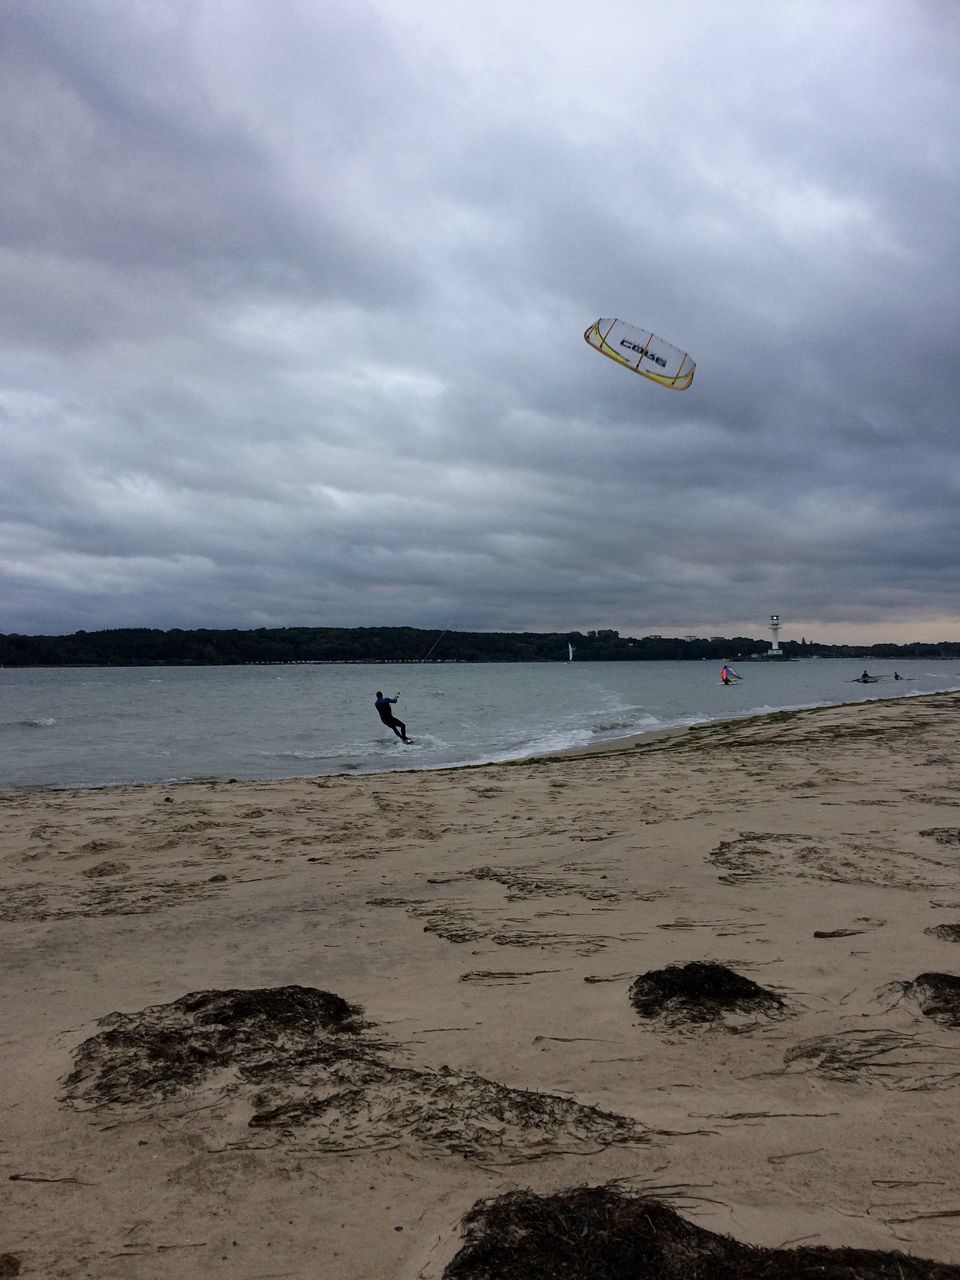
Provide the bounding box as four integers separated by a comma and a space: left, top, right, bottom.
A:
768, 614, 782, 658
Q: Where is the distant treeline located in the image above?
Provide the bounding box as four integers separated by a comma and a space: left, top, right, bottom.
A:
2, 626, 960, 667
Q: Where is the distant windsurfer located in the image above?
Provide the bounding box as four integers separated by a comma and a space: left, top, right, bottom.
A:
375, 691, 411, 743
721, 665, 740, 685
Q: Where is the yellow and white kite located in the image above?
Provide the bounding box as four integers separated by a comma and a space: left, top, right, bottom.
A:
584, 317, 695, 391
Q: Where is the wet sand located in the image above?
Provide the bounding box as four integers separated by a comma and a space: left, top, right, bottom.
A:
3, 692, 960, 1277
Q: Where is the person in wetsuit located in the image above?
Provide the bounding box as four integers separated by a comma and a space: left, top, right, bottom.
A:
375, 691, 410, 743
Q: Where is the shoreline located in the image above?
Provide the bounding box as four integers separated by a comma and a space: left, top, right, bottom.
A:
516, 687, 952, 766
6, 688, 953, 798
3, 690, 960, 1276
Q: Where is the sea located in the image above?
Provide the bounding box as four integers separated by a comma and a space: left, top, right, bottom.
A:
1, 658, 958, 792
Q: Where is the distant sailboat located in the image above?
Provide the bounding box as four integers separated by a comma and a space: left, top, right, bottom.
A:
568, 643, 575, 662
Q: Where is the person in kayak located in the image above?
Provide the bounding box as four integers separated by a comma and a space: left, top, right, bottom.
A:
375, 691, 411, 743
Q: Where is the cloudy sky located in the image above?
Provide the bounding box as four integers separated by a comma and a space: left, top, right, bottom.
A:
2, 1, 958, 643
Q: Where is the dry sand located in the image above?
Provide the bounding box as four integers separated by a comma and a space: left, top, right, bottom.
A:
3, 691, 960, 1277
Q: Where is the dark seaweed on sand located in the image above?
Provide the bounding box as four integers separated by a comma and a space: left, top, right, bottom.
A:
783, 1028, 960, 1090
63, 985, 366, 1107
442, 1186, 960, 1280
912, 972, 960, 1028
629, 962, 785, 1026
925, 924, 960, 943
248, 1061, 646, 1160
61, 986, 648, 1160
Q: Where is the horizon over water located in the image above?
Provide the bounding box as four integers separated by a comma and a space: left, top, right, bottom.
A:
1, 658, 958, 791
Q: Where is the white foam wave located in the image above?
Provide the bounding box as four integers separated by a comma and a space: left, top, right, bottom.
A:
591, 712, 660, 734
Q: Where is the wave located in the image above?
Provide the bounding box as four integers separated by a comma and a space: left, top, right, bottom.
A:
264, 749, 336, 762
590, 711, 661, 734
474, 726, 596, 766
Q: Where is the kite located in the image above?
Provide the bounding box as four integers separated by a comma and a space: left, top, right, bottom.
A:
584, 317, 695, 390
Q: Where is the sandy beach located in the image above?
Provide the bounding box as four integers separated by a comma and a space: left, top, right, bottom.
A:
4, 691, 960, 1278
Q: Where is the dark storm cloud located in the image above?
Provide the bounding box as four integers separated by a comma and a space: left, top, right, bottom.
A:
1, 0, 959, 643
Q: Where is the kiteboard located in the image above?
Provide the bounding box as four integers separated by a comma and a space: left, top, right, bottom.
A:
584, 317, 695, 390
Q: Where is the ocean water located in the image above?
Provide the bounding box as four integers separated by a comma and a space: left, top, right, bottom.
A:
1, 658, 957, 791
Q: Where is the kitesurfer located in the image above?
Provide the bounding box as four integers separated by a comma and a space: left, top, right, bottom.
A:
859, 670, 872, 683
894, 671, 903, 681
375, 691, 410, 743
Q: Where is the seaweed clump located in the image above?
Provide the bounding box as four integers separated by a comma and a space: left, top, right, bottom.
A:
629, 962, 784, 1027
442, 1185, 960, 1280
61, 986, 648, 1161
925, 924, 960, 943
912, 972, 960, 1028
249, 1062, 646, 1161
63, 985, 365, 1108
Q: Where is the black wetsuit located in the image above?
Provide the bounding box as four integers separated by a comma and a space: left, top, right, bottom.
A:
375, 695, 408, 742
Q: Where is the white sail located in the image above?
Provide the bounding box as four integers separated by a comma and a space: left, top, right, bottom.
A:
584, 317, 695, 390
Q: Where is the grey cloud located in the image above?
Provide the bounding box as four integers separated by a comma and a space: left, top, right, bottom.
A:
1, 1, 958, 643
